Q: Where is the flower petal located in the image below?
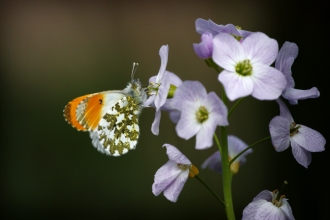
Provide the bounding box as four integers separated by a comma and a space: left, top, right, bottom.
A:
275, 98, 294, 122
195, 119, 217, 149
291, 125, 326, 152
193, 32, 213, 59
242, 32, 278, 66
253, 190, 273, 202
151, 109, 161, 135
156, 45, 169, 83
279, 199, 295, 220
152, 160, 182, 196
291, 140, 312, 168
201, 151, 222, 173
163, 169, 189, 202
251, 64, 287, 100
154, 73, 171, 110
202, 92, 228, 126
172, 81, 207, 110
242, 199, 268, 220
282, 87, 320, 104
175, 102, 201, 140
269, 116, 291, 152
255, 202, 286, 220
275, 42, 298, 75
213, 33, 245, 71
163, 144, 191, 164
228, 135, 251, 163
218, 70, 254, 101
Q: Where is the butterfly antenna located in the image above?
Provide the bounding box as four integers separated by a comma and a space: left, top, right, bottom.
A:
131, 62, 139, 80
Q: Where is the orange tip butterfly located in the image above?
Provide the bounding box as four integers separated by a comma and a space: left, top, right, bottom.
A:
63, 63, 147, 156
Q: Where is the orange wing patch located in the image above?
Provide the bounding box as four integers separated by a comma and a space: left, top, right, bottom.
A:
82, 94, 105, 130
63, 94, 91, 131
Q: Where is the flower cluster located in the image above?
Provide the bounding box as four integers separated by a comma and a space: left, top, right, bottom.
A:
145, 20, 325, 219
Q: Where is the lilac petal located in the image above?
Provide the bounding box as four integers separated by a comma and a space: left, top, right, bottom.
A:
251, 64, 287, 100
151, 109, 161, 135
280, 199, 295, 220
255, 202, 286, 220
155, 45, 169, 83
242, 199, 268, 220
213, 33, 245, 71
148, 75, 157, 84
169, 110, 181, 124
291, 125, 326, 152
275, 42, 298, 73
202, 92, 228, 126
154, 73, 171, 110
242, 32, 278, 66
269, 116, 291, 152
163, 144, 191, 164
228, 135, 251, 163
152, 160, 182, 196
218, 70, 254, 101
172, 81, 207, 110
163, 170, 189, 202
282, 87, 320, 104
166, 71, 182, 87
291, 141, 312, 168
145, 95, 156, 107
193, 32, 213, 59
195, 120, 216, 149
275, 98, 294, 122
209, 22, 241, 36
175, 102, 201, 140
253, 190, 272, 202
201, 151, 222, 174
195, 18, 215, 35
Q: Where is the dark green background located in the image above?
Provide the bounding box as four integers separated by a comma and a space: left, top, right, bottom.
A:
1, 0, 329, 219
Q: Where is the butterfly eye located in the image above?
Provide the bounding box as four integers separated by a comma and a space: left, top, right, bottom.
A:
99, 99, 103, 104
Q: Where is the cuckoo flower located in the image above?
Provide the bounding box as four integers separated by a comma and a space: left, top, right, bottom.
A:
152, 144, 198, 202
193, 18, 251, 59
242, 190, 295, 220
269, 98, 325, 168
202, 135, 252, 174
212, 32, 287, 101
145, 45, 170, 110
275, 42, 320, 104
172, 81, 228, 149
151, 71, 182, 135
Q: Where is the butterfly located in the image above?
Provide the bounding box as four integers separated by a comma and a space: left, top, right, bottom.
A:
63, 63, 147, 156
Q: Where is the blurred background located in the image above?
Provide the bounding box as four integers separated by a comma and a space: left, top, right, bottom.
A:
1, 0, 329, 219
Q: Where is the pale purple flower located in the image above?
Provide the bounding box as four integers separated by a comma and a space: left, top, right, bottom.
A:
151, 71, 182, 135
269, 98, 325, 168
202, 135, 252, 174
195, 18, 251, 39
275, 42, 320, 104
193, 18, 251, 59
172, 81, 228, 149
213, 32, 287, 101
242, 190, 295, 220
145, 45, 170, 110
152, 144, 192, 202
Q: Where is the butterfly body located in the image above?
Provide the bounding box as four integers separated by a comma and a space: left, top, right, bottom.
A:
64, 79, 147, 156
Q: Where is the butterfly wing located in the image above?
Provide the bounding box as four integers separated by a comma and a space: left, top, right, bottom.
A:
64, 91, 126, 131
90, 95, 141, 156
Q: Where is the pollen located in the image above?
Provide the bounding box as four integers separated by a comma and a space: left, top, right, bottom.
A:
196, 106, 209, 123
235, 59, 253, 76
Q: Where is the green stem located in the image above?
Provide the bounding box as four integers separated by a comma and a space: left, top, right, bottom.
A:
218, 89, 236, 220
214, 133, 222, 155
229, 136, 271, 165
195, 175, 225, 206
228, 98, 244, 118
